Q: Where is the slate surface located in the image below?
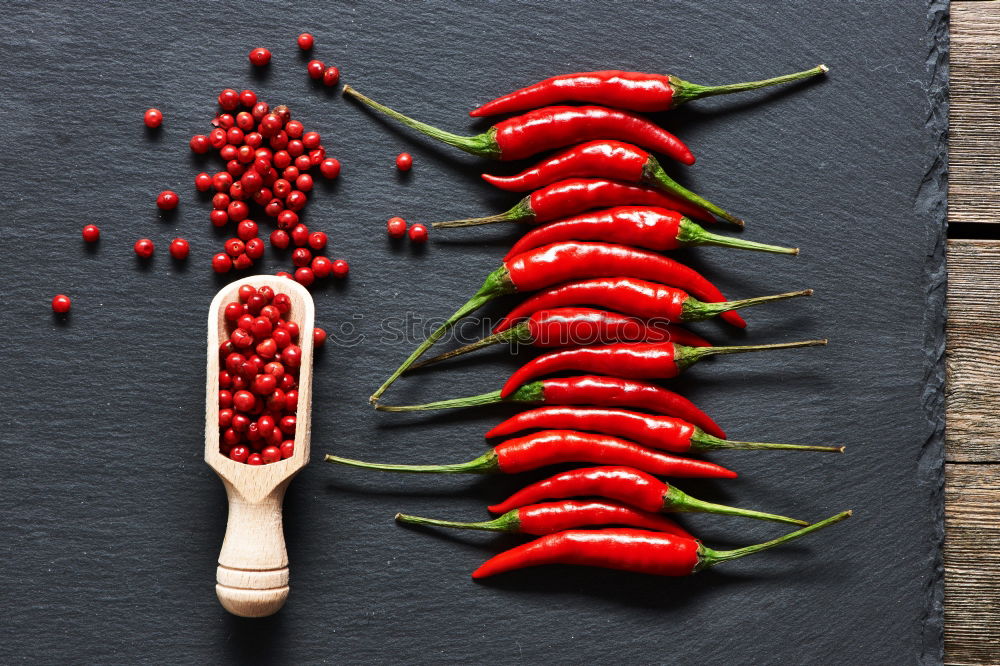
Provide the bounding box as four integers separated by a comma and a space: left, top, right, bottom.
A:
0, 1, 945, 664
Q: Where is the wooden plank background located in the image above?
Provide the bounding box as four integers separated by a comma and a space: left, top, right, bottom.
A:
946, 2, 1000, 664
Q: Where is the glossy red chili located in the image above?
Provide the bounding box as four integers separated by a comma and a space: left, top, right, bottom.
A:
433, 179, 714, 228
343, 85, 694, 164
495, 278, 811, 333
470, 65, 829, 116
410, 307, 710, 371
489, 466, 806, 525
503, 207, 797, 260
325, 429, 735, 478
500, 339, 827, 399
369, 241, 746, 403
483, 141, 740, 225
376, 375, 725, 439
471, 511, 851, 579
487, 407, 842, 454
395, 499, 695, 538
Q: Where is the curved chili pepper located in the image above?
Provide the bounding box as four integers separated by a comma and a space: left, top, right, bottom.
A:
471, 511, 852, 579
499, 339, 826, 399
486, 407, 843, 454
344, 85, 695, 164
369, 241, 745, 403
503, 207, 796, 259
433, 179, 714, 228
325, 430, 736, 478
470, 65, 829, 116
488, 466, 806, 525
395, 499, 695, 538
483, 140, 741, 225
494, 279, 811, 334
409, 307, 710, 372
376, 375, 726, 439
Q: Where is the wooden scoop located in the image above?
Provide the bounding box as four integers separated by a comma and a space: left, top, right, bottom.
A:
204, 276, 315, 617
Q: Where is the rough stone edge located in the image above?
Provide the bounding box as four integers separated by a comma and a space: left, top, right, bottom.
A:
918, 0, 948, 663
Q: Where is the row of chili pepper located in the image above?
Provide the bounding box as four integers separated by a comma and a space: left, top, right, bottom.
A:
329, 65, 849, 578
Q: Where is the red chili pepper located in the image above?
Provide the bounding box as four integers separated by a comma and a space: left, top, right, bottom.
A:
486, 407, 843, 454
483, 140, 741, 225
433, 179, 715, 228
503, 207, 796, 259
343, 85, 695, 164
470, 65, 829, 116
376, 375, 726, 439
471, 511, 851, 579
410, 307, 711, 371
324, 429, 736, 478
395, 499, 695, 538
499, 339, 826, 399
369, 241, 747, 403
494, 279, 810, 334
488, 466, 806, 525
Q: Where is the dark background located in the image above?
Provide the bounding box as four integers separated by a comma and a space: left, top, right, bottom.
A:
0, 1, 945, 664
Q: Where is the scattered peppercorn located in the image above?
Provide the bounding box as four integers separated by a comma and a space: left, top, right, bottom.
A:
322, 66, 340, 87
408, 223, 428, 243
82, 224, 100, 243
387, 216, 407, 238
297, 33, 314, 50
134, 238, 155, 258
331, 258, 349, 278
51, 294, 71, 313
212, 252, 232, 273
396, 152, 413, 171
156, 190, 179, 210
169, 238, 190, 260
313, 327, 327, 347
249, 48, 271, 66
144, 108, 163, 128
320, 158, 341, 179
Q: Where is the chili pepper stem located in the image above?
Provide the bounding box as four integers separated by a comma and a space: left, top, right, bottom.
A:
677, 219, 798, 255
432, 199, 534, 228
696, 510, 852, 571
407, 325, 530, 372
681, 289, 813, 321
674, 339, 827, 371
643, 161, 743, 226
375, 382, 544, 412
692, 431, 844, 453
670, 65, 829, 106
325, 452, 499, 474
343, 85, 500, 158
665, 486, 808, 526
369, 267, 513, 404
395, 511, 519, 532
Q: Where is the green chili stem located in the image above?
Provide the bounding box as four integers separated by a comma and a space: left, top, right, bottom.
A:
375, 382, 545, 412
407, 326, 524, 372
369, 267, 512, 404
677, 219, 798, 255
343, 85, 500, 158
697, 510, 852, 570
672, 65, 829, 105
432, 199, 534, 228
644, 160, 743, 226
692, 431, 844, 453
665, 486, 808, 526
325, 452, 498, 474
395, 511, 518, 532
674, 339, 827, 371
681, 289, 812, 321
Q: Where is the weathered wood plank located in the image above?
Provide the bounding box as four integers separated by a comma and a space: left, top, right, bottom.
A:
950, 2, 1000, 224
945, 463, 1000, 665
946, 240, 1000, 462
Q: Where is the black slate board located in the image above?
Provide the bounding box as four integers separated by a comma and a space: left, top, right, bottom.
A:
0, 1, 945, 663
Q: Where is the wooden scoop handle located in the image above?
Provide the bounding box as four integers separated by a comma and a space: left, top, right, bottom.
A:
215, 484, 290, 617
